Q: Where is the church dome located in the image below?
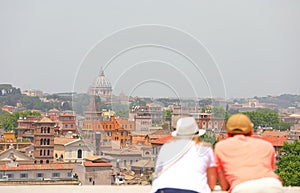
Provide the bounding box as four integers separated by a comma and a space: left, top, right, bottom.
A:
93, 69, 112, 88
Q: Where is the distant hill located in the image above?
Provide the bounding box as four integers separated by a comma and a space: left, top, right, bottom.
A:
254, 94, 300, 109
0, 84, 72, 113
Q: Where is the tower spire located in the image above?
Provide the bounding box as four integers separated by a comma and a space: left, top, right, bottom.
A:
100, 67, 104, 76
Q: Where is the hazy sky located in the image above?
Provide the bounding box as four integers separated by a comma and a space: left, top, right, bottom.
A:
0, 0, 299, 99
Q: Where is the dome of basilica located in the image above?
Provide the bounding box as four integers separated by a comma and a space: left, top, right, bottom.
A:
93, 70, 112, 88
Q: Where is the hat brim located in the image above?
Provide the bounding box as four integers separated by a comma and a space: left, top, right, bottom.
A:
172, 129, 206, 137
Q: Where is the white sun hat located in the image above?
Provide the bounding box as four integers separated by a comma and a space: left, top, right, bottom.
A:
172, 117, 206, 137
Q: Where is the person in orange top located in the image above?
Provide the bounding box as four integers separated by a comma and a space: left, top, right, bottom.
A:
214, 113, 283, 193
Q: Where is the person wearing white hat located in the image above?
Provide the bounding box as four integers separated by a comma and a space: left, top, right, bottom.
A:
150, 117, 217, 193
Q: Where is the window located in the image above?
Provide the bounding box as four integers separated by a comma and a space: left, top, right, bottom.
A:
48, 127, 50, 133
67, 172, 72, 177
46, 160, 49, 164
208, 121, 212, 129
130, 160, 133, 166
40, 139, 43, 145
7, 174, 14, 179
40, 160, 43, 164
52, 173, 60, 178
47, 139, 50, 145
202, 122, 206, 129
78, 149, 82, 158
40, 150, 43, 156
47, 150, 50, 156
20, 173, 28, 179
65, 124, 68, 128
41, 128, 43, 133
124, 160, 127, 167
214, 121, 218, 128
0, 174, 2, 179
37, 173, 44, 178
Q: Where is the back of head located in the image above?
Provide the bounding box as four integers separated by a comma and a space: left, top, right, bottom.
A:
226, 113, 253, 136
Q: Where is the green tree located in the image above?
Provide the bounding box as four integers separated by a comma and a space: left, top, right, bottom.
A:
0, 111, 41, 131
243, 109, 284, 131
212, 107, 226, 118
163, 110, 173, 119
201, 133, 217, 147
276, 140, 300, 186
115, 109, 129, 118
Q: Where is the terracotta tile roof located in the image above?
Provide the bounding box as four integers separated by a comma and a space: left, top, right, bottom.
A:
150, 135, 173, 145
262, 136, 287, 147
54, 137, 78, 145
0, 163, 74, 171
262, 130, 289, 137
252, 135, 287, 147
84, 161, 112, 167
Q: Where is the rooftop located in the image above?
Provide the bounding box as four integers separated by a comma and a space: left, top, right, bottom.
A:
0, 163, 74, 171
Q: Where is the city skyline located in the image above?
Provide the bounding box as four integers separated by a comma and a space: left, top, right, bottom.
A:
0, 1, 299, 98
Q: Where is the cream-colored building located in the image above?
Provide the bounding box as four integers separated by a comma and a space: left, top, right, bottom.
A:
54, 138, 93, 163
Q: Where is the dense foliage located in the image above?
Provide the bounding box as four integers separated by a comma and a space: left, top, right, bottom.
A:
0, 84, 72, 112
276, 140, 300, 186
0, 111, 41, 131
115, 109, 129, 118
163, 110, 173, 119
243, 109, 290, 131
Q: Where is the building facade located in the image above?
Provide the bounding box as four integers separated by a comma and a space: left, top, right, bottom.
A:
54, 138, 93, 163
82, 112, 132, 153
33, 117, 55, 164
17, 116, 40, 142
